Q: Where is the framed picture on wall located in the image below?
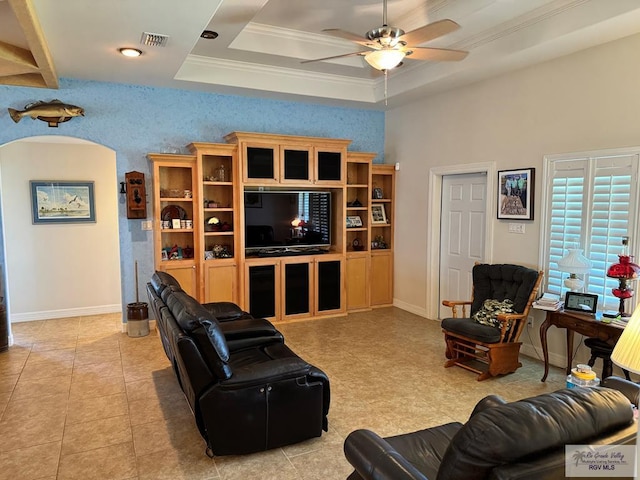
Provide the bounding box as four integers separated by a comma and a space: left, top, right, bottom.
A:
30, 181, 96, 224
497, 168, 535, 220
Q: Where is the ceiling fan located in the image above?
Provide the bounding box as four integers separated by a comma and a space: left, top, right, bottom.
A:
302, 0, 468, 71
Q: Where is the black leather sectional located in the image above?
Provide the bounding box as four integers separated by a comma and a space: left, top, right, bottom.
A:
344, 387, 637, 480
146, 271, 330, 456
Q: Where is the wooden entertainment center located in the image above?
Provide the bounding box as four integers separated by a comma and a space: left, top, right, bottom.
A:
148, 131, 395, 321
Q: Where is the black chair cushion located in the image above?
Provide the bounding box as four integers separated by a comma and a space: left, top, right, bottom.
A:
191, 319, 232, 380
384, 423, 463, 480
470, 264, 538, 315
202, 301, 251, 321
164, 290, 230, 364
436, 387, 634, 480
441, 317, 501, 343
150, 270, 182, 295
469, 394, 507, 417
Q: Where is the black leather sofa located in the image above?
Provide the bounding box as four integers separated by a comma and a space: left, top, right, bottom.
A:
344, 387, 636, 480
146, 271, 330, 456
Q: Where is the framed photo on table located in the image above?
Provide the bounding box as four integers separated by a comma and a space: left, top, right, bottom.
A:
371, 204, 387, 225
497, 168, 535, 220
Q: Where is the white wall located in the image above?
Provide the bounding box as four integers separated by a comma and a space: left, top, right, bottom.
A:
0, 138, 122, 321
386, 32, 640, 368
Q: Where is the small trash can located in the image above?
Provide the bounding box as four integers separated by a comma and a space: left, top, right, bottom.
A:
127, 302, 149, 337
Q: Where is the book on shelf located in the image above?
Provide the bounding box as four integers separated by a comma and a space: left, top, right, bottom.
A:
533, 301, 563, 311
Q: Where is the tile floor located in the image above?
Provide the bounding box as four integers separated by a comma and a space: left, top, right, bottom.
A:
0, 307, 567, 480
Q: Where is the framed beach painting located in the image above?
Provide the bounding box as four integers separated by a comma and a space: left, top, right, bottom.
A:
30, 181, 96, 224
497, 168, 535, 220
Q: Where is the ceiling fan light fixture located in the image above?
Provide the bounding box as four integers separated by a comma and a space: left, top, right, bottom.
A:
364, 49, 405, 71
119, 47, 142, 58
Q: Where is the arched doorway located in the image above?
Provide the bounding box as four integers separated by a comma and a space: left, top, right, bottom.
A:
0, 136, 122, 346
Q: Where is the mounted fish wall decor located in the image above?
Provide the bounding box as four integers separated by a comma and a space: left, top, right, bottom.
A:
8, 99, 85, 127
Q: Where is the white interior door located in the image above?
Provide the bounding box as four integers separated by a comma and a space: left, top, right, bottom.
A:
439, 172, 487, 319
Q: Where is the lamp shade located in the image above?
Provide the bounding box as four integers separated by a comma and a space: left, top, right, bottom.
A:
611, 303, 640, 374
557, 249, 592, 274
364, 49, 405, 71
606, 255, 640, 279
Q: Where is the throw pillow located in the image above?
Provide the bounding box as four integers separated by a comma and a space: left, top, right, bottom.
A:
472, 299, 514, 329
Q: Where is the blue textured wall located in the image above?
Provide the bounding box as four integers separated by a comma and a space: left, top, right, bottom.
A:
0, 78, 385, 308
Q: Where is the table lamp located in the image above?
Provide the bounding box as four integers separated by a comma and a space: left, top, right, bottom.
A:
557, 248, 592, 292
611, 303, 640, 374
607, 237, 640, 317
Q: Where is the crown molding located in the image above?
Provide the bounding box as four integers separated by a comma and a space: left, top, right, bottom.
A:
176, 55, 379, 103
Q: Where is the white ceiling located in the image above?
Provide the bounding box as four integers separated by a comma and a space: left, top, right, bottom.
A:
6, 0, 640, 109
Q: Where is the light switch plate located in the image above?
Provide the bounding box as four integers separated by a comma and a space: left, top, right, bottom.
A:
141, 220, 152, 231
509, 223, 525, 234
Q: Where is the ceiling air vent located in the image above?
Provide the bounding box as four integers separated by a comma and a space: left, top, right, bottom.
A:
140, 32, 169, 47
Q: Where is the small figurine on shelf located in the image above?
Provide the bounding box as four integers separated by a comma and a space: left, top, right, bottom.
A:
216, 164, 226, 182
168, 244, 182, 259
373, 235, 388, 249
212, 244, 233, 258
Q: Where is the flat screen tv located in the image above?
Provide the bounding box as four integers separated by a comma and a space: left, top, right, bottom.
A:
244, 191, 331, 253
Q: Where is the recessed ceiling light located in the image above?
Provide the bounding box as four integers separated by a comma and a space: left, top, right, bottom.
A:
201, 30, 218, 40
119, 48, 142, 57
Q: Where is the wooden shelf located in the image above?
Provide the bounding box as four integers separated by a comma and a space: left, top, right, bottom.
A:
160, 197, 193, 202
203, 181, 233, 186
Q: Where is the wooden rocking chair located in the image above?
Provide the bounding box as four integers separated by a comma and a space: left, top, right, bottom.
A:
441, 263, 543, 381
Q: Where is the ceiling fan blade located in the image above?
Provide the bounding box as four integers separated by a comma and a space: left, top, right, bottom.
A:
301, 51, 366, 64
398, 19, 460, 46
404, 46, 468, 62
322, 29, 372, 47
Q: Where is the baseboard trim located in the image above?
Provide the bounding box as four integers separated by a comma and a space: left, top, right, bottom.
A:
392, 299, 429, 318
11, 304, 123, 323
521, 343, 567, 371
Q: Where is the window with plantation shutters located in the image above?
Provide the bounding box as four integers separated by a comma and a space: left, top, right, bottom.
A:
541, 149, 640, 311
308, 192, 330, 243
299, 192, 330, 244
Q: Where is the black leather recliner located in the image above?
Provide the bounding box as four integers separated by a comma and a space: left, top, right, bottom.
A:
146, 271, 330, 456
344, 387, 636, 480
147, 271, 284, 357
